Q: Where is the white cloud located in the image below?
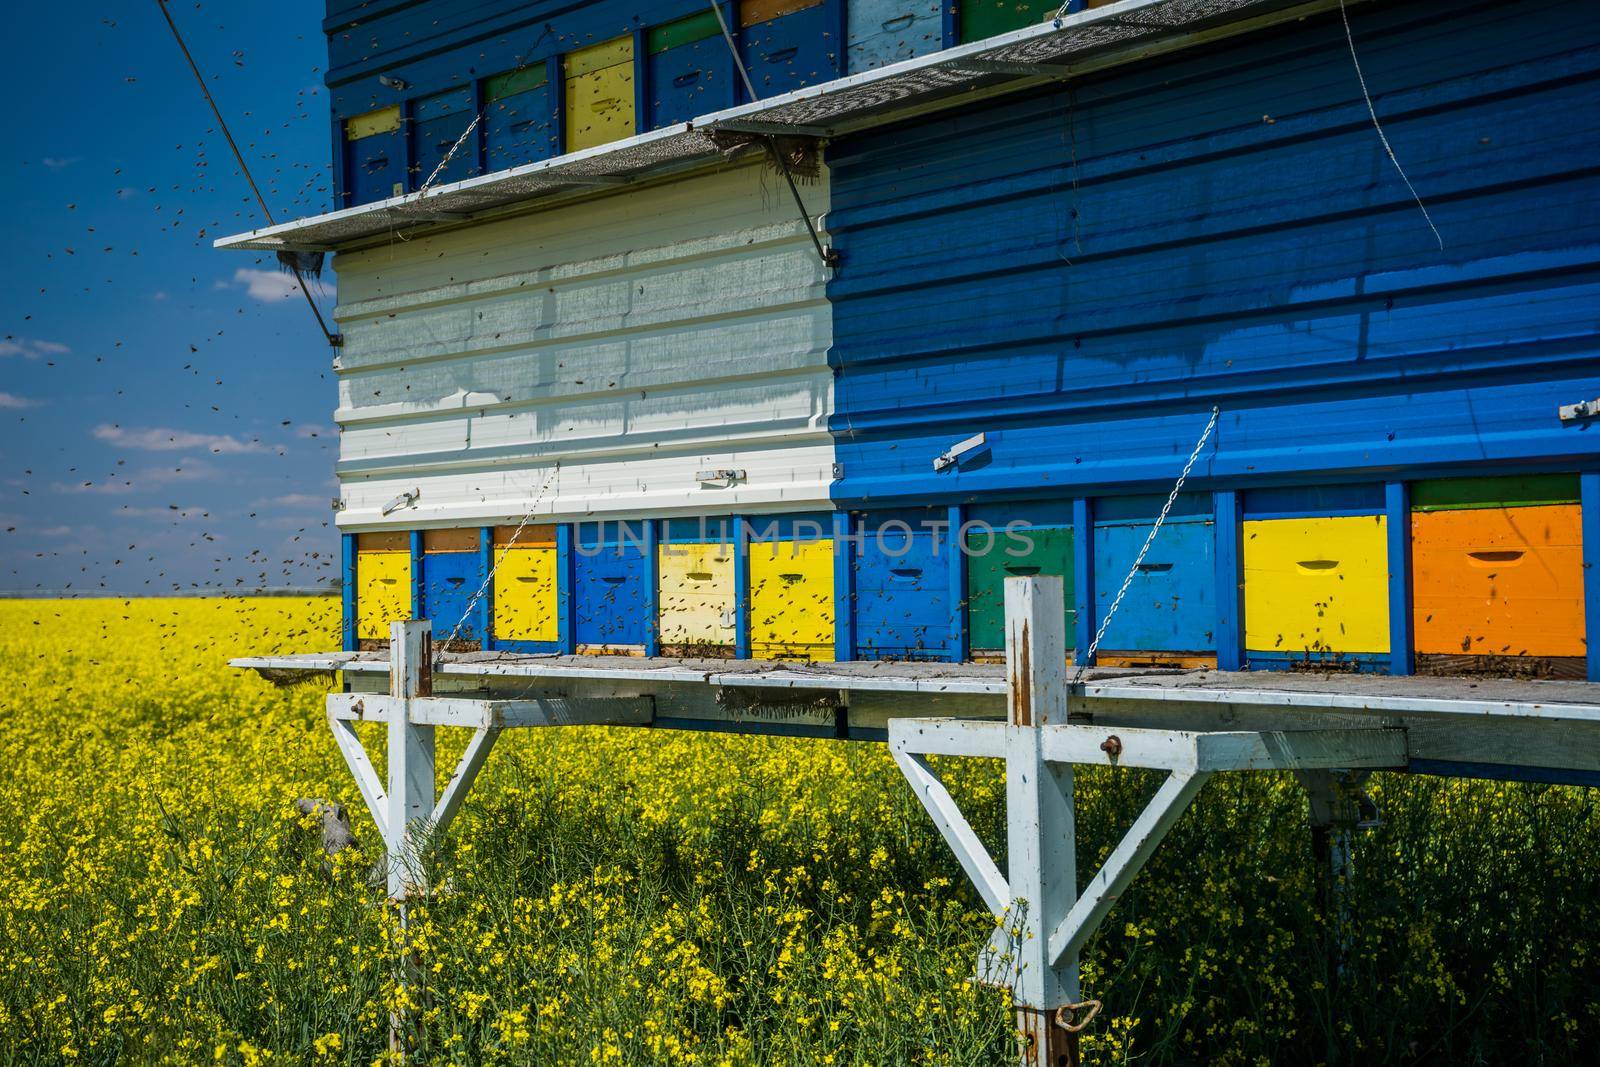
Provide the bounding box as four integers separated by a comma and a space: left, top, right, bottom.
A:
41, 156, 79, 171
0, 392, 38, 409
0, 338, 70, 359
252, 492, 329, 510
231, 268, 303, 301
53, 479, 135, 495
93, 423, 268, 455
119, 505, 210, 521
54, 459, 222, 495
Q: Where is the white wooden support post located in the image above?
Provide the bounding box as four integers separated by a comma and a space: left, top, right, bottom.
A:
994, 576, 1082, 1067
387, 619, 435, 900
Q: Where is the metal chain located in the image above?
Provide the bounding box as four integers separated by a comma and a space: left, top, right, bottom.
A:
438, 462, 560, 649
1073, 406, 1219, 683
415, 112, 484, 200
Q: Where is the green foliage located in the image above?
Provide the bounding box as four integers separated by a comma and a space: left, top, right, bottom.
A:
0, 599, 1595, 1064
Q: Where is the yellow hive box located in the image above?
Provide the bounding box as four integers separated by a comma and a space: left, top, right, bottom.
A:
1243, 515, 1390, 655
657, 541, 735, 649
564, 37, 636, 152
750, 538, 835, 661
356, 531, 411, 640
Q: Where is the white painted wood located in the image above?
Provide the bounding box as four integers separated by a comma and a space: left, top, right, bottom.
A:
386, 622, 435, 898
1005, 576, 1069, 727
889, 720, 1407, 773
326, 711, 389, 841
1001, 576, 1078, 1008
428, 726, 501, 838
330, 163, 835, 527
247, 653, 1600, 775
1001, 718, 1079, 1006
327, 691, 654, 728
887, 718, 1009, 759
889, 748, 1010, 916
1192, 728, 1407, 772
1046, 770, 1212, 966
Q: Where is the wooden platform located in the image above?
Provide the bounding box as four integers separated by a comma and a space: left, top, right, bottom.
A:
233, 651, 1600, 783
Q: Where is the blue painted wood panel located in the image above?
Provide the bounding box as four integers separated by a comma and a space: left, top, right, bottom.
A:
324, 0, 725, 196
824, 0, 1600, 508
483, 81, 557, 170
647, 34, 737, 128
422, 551, 484, 644
1093, 497, 1216, 655
574, 521, 651, 648
345, 125, 404, 205
852, 510, 957, 659
740, 3, 842, 98
412, 87, 477, 189
847, 0, 944, 72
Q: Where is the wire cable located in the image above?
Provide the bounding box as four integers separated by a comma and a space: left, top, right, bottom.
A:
154, 0, 342, 346
1339, 0, 1442, 250
707, 1, 838, 269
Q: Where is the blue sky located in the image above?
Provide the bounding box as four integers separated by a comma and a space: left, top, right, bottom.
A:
1, 1, 341, 593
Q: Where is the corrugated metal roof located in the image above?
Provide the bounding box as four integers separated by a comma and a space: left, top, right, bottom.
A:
215, 0, 1324, 253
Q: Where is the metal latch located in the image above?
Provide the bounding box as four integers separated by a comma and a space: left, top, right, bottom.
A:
695, 469, 745, 487
933, 432, 987, 472
1558, 397, 1600, 422
381, 489, 420, 516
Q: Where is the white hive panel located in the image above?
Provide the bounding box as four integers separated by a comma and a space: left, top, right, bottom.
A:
332, 161, 835, 528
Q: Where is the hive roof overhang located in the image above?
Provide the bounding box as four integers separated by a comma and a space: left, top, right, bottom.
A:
216, 0, 1336, 254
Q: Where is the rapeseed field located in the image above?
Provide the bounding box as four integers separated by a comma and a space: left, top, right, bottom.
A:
0, 598, 1594, 1064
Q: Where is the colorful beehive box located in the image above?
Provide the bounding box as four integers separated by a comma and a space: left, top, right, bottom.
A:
853, 509, 957, 660
847, 0, 945, 72
646, 10, 737, 129
739, 0, 841, 98
412, 86, 476, 189
748, 514, 836, 661
658, 519, 737, 656
491, 524, 558, 648
564, 36, 636, 153
421, 528, 484, 649
574, 521, 652, 654
356, 531, 412, 644
344, 105, 404, 206
483, 66, 557, 171
1411, 474, 1585, 677
964, 501, 1075, 659
1243, 486, 1389, 670
957, 0, 1055, 42
1093, 494, 1216, 667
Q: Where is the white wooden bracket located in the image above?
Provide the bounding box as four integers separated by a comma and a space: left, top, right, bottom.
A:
327, 620, 654, 899
888, 577, 1407, 1065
